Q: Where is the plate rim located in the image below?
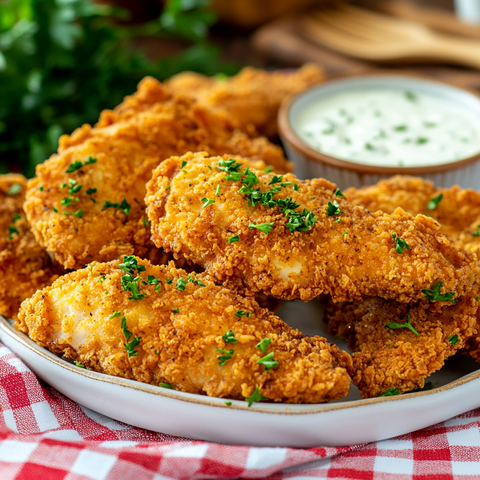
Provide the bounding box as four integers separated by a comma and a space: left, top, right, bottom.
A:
3, 315, 480, 415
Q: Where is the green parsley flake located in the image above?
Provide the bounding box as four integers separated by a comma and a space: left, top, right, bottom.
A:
64, 209, 83, 218
201, 197, 215, 208
180, 160, 187, 169
265, 166, 273, 174
427, 193, 443, 210
39, 187, 44, 191
66, 157, 96, 173
86, 188, 97, 195
334, 188, 344, 197
147, 275, 160, 285
160, 382, 172, 389
121, 315, 141, 357
326, 200, 342, 217
52, 207, 58, 213
75, 361, 86, 368
217, 158, 242, 174
215, 185, 220, 196
247, 386, 267, 407
143, 219, 149, 228
392, 233, 410, 254
13, 214, 21, 222
187, 275, 206, 287
269, 175, 284, 185
385, 315, 419, 336
256, 338, 271, 353
6, 183, 22, 195
176, 277, 187, 291
472, 224, 480, 236
61, 197, 73, 207
394, 125, 408, 132
249, 221, 274, 235
216, 349, 234, 366
379, 387, 399, 397
422, 281, 455, 304
256, 352, 278, 371
110, 311, 121, 319
8, 225, 19, 239
225, 401, 232, 406
447, 334, 459, 346
118, 256, 146, 301
222, 330, 237, 344
172, 308, 180, 313
227, 235, 239, 244
234, 310, 251, 319
334, 218, 341, 223
405, 91, 417, 102
166, 278, 173, 285
103, 199, 131, 215
293, 184, 299, 192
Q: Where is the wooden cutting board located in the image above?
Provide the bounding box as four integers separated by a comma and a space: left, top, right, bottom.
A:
252, 2, 480, 91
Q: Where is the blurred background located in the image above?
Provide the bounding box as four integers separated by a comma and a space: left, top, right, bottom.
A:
1, 0, 478, 176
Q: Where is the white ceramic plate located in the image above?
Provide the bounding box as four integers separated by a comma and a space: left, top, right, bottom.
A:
2, 302, 480, 448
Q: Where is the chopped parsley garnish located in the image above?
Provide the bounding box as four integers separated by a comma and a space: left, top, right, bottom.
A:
143, 219, 149, 228
176, 277, 187, 291
394, 125, 408, 132
334, 188, 344, 197
222, 330, 237, 344
215, 185, 220, 195
365, 142, 374, 151
379, 387, 399, 397
422, 281, 455, 304
427, 193, 443, 210
147, 276, 160, 285
117, 256, 146, 301
187, 275, 206, 287
326, 200, 342, 217
65, 157, 96, 173
64, 209, 84, 218
61, 197, 73, 207
256, 338, 271, 353
172, 308, 180, 313
52, 207, 58, 213
39, 187, 44, 191
249, 221, 274, 235
334, 218, 341, 223
405, 91, 417, 102
86, 188, 97, 195
121, 315, 141, 357
103, 199, 131, 216
225, 401, 232, 406
227, 235, 239, 244
472, 224, 480, 236
392, 233, 410, 254
234, 310, 251, 319
217, 158, 242, 175
256, 352, 278, 371
201, 197, 215, 208
247, 386, 267, 407
110, 311, 121, 319
8, 225, 19, 239
265, 166, 273, 174
416, 137, 429, 144
242, 169, 260, 188
284, 207, 317, 233
293, 184, 299, 192
6, 183, 22, 195
269, 175, 284, 185
166, 278, 173, 285
160, 382, 172, 389
67, 179, 82, 195
448, 334, 459, 346
342, 231, 348, 236
385, 315, 419, 336
216, 349, 234, 366
180, 160, 187, 169
12, 214, 21, 222
75, 361, 86, 368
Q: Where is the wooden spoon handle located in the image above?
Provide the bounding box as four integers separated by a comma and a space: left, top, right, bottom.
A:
421, 36, 480, 69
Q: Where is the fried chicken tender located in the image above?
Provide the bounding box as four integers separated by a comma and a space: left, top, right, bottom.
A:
17, 257, 352, 404
325, 296, 478, 398
145, 152, 477, 303
24, 79, 291, 270
166, 64, 324, 138
0, 174, 62, 319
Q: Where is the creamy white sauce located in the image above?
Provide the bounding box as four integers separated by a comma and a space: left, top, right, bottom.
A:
296, 89, 480, 167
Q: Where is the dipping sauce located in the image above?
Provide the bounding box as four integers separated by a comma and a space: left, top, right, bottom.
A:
296, 89, 480, 167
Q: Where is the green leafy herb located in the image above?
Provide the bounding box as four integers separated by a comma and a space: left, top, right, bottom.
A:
222, 330, 237, 344
201, 197, 215, 208
52, 207, 58, 213
385, 315, 419, 336
448, 334, 459, 346
6, 183, 22, 195
66, 157, 96, 174
427, 193, 443, 210
365, 142, 374, 151
249, 221, 274, 235
256, 352, 278, 371
64, 209, 83, 218
109, 311, 121, 319
103, 199, 131, 215
422, 281, 456, 304
61, 197, 73, 207
256, 338, 271, 353
180, 160, 187, 169
117, 255, 146, 301
187, 275, 205, 287
227, 235, 239, 244
216, 348, 234, 365
269, 175, 284, 185
121, 315, 141, 357
326, 200, 342, 217
75, 361, 86, 368
234, 310, 251, 319
147, 276, 160, 285
379, 387, 400, 397
265, 166, 273, 174
12, 214, 21, 222
334, 218, 341, 223
217, 158, 242, 174
225, 401, 232, 406
416, 137, 429, 144
394, 125, 408, 132
215, 184, 220, 195
166, 278, 173, 285
405, 91, 417, 102
293, 184, 299, 192
247, 386, 267, 407
176, 277, 187, 291
7, 225, 19, 239
334, 188, 344, 197
86, 188, 97, 195
172, 308, 180, 313
160, 382, 172, 389
472, 224, 480, 236
392, 233, 410, 254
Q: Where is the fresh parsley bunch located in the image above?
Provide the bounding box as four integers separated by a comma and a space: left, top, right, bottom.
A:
0, 0, 238, 177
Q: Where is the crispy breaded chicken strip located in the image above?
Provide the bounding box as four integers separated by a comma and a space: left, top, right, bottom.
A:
0, 174, 62, 319
25, 80, 290, 270
146, 152, 477, 303
325, 296, 478, 398
345, 175, 480, 255
166, 64, 324, 138
17, 257, 352, 404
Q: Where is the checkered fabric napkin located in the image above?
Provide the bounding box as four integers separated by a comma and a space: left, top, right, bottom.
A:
1, 343, 480, 480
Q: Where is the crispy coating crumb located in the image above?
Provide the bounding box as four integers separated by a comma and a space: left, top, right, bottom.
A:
24, 79, 290, 270
166, 64, 324, 138
325, 296, 478, 398
0, 174, 63, 319
17, 257, 352, 404
146, 152, 477, 303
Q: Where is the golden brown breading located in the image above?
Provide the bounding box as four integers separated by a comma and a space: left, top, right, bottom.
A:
345, 175, 480, 256
166, 64, 324, 138
24, 79, 291, 270
146, 152, 477, 303
0, 174, 63, 319
17, 257, 352, 404
325, 296, 478, 398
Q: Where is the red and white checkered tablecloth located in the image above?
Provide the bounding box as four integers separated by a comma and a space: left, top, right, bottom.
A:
1, 342, 480, 480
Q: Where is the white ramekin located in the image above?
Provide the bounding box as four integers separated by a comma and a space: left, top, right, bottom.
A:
278, 73, 480, 190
